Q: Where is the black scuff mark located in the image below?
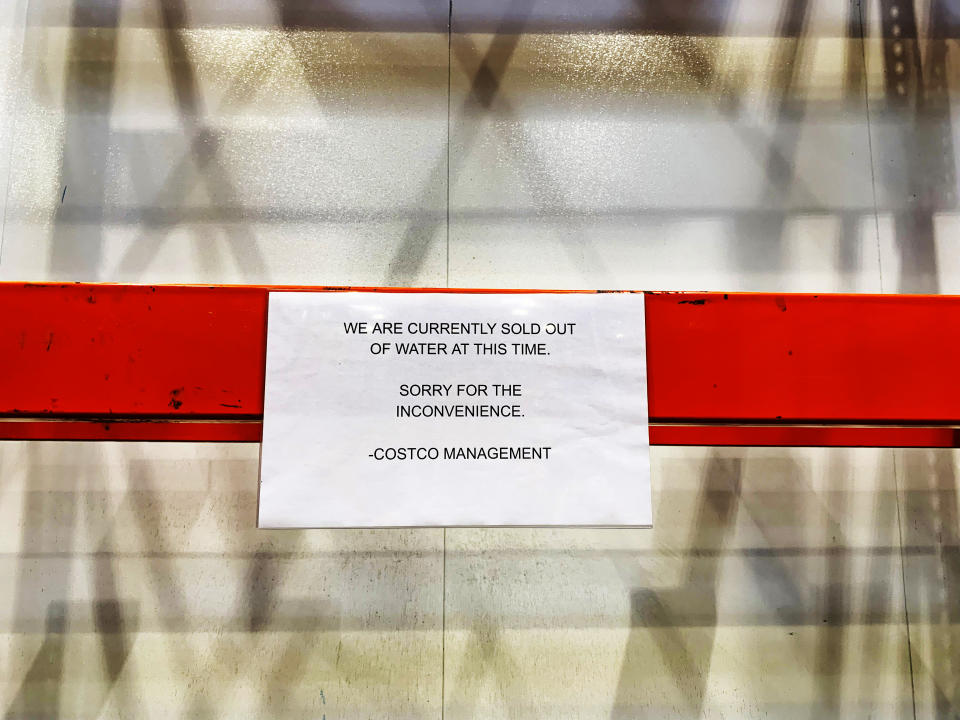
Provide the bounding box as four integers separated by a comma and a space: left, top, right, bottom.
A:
220, 403, 241, 409
86, 295, 96, 304
775, 296, 788, 312
46, 333, 53, 352
61, 186, 67, 203
678, 299, 706, 306
168, 387, 184, 410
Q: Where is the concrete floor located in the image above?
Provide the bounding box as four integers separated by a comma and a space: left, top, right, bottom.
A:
0, 0, 958, 717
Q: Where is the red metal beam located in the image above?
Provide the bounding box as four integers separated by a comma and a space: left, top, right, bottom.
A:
0, 419, 263, 442
1, 420, 957, 448
2, 283, 959, 446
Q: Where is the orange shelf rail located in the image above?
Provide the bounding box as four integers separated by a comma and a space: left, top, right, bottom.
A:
2, 282, 959, 447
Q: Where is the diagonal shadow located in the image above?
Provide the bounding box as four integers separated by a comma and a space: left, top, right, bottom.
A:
271, 0, 450, 285
123, 461, 217, 717
812, 451, 852, 717
385, 2, 543, 285
611, 452, 743, 718
4, 443, 77, 719
877, 0, 957, 293
726, 0, 819, 279
899, 449, 960, 714
444, 2, 617, 286
854, 449, 910, 716
610, 452, 840, 717
114, 0, 269, 280
4, 602, 67, 720
281, 0, 613, 285
124, 458, 357, 717
87, 479, 141, 718
446, 615, 524, 720
47, 0, 120, 279
3, 443, 139, 719
639, 0, 867, 285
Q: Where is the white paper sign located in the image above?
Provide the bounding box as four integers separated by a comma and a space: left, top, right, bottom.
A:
258, 291, 650, 528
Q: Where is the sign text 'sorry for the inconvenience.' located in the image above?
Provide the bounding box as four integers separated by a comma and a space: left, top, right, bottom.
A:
258, 291, 651, 528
